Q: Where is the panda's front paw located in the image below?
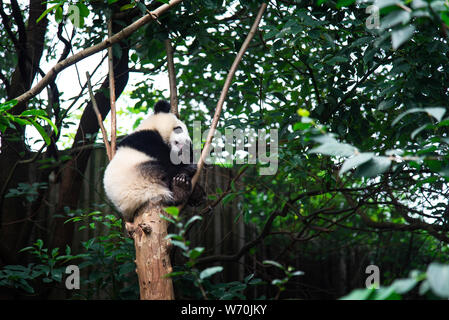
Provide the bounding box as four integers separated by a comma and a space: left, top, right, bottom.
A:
170, 173, 192, 205
172, 173, 191, 191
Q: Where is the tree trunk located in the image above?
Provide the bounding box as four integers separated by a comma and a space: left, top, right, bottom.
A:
132, 204, 174, 300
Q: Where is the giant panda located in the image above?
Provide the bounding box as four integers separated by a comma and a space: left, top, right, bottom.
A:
103, 100, 205, 229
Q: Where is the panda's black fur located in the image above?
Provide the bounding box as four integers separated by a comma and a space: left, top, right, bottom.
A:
103, 100, 205, 223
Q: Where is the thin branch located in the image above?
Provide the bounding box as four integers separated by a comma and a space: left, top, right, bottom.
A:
10, 0, 26, 45
190, 2, 268, 189
13, 0, 184, 107
108, 18, 117, 158
0, 1, 20, 52
165, 38, 178, 116
86, 72, 112, 161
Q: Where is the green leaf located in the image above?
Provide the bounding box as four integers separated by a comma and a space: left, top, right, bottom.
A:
20, 109, 47, 117
27, 118, 50, 145
11, 117, 31, 126
411, 124, 432, 139
297, 108, 310, 117
38, 116, 58, 135
427, 263, 449, 298
199, 266, 223, 280
55, 6, 63, 23
184, 215, 202, 229
164, 206, 179, 218
391, 25, 415, 50
36, 4, 61, 23
340, 288, 375, 300
0, 99, 17, 112
339, 153, 374, 175
188, 247, 205, 260
441, 11, 449, 26
36, 239, 44, 249
293, 122, 312, 131
378, 99, 395, 110
120, 3, 135, 11
18, 246, 35, 253
326, 56, 349, 65
77, 2, 90, 17
310, 142, 357, 157
373, 286, 401, 300
380, 11, 410, 31
374, 0, 400, 9
392, 107, 446, 125
354, 157, 391, 178
263, 260, 284, 270
425, 107, 446, 122
222, 193, 237, 205
391, 278, 418, 294
164, 271, 187, 278
171, 240, 188, 251
419, 280, 430, 295
336, 0, 356, 8
165, 234, 184, 241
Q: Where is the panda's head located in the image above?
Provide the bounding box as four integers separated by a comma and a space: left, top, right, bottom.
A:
136, 100, 191, 160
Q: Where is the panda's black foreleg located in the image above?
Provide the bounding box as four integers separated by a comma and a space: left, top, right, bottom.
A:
187, 183, 206, 207
163, 173, 193, 206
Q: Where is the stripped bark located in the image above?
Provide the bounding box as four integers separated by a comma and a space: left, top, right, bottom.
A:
108, 18, 117, 158
132, 205, 174, 300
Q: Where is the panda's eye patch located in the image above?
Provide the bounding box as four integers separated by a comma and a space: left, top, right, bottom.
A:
173, 126, 183, 134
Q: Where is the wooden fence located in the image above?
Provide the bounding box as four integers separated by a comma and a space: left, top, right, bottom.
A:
75, 147, 246, 283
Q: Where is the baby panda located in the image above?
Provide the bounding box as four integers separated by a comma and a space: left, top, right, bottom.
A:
103, 100, 205, 228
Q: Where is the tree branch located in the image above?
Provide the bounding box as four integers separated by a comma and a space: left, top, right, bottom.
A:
190, 2, 268, 190
165, 38, 178, 116
86, 72, 112, 161
12, 0, 184, 108
108, 18, 117, 158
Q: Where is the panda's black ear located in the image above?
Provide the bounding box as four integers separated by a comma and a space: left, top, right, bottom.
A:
154, 100, 171, 114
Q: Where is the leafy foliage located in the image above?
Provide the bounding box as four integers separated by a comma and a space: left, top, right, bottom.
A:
0, 211, 138, 299
162, 207, 265, 300
2, 0, 449, 300
341, 262, 449, 300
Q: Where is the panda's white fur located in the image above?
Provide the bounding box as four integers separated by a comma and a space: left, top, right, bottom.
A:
103, 101, 196, 222
103, 146, 171, 220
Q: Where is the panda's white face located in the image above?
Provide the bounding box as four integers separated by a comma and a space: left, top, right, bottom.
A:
169, 120, 191, 157
135, 112, 192, 163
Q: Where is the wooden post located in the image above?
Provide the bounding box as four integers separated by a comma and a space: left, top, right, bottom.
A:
132, 204, 174, 300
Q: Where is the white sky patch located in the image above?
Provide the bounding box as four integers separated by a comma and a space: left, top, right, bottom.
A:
25, 14, 169, 151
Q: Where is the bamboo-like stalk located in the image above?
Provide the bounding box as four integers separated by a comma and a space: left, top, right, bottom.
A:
86, 72, 112, 161
108, 18, 117, 158
165, 39, 178, 117
190, 2, 268, 189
